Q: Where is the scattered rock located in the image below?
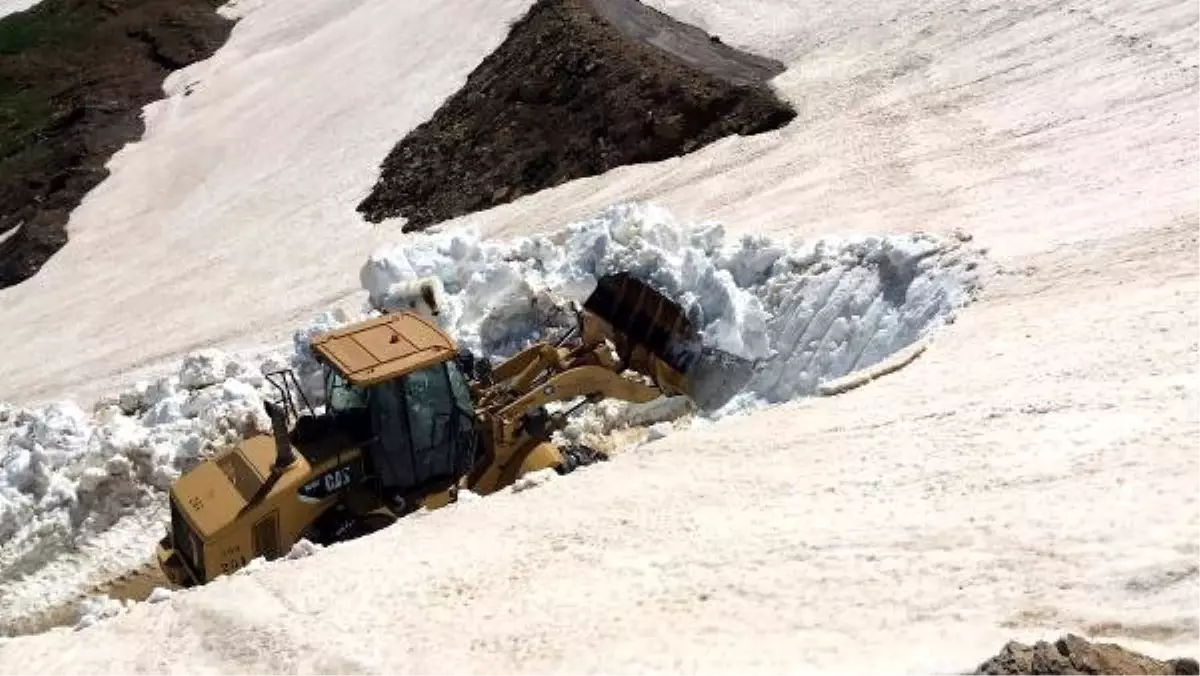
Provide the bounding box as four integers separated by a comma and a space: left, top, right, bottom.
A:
974, 634, 1199, 675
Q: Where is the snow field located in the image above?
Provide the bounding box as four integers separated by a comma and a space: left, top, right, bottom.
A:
0, 202, 985, 634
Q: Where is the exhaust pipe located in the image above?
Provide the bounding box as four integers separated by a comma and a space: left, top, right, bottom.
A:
264, 400, 295, 470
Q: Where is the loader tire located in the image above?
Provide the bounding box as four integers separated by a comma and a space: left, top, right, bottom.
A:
302, 504, 394, 546
556, 444, 608, 475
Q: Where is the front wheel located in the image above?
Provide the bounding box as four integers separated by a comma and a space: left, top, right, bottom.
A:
555, 444, 608, 475
301, 504, 396, 547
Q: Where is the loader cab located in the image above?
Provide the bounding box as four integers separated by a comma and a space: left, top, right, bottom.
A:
309, 312, 479, 507
321, 359, 476, 497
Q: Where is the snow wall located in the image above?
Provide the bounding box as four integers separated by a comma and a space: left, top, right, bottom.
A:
0, 202, 987, 634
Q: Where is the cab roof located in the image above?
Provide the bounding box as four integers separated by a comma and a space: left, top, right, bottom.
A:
309, 312, 457, 386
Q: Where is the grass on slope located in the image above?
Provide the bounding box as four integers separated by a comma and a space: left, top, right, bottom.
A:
0, 0, 233, 289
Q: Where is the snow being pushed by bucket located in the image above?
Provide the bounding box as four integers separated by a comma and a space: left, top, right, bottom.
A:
361, 202, 987, 413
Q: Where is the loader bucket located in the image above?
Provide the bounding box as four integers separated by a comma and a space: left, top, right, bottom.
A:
583, 272, 701, 373
583, 272, 757, 411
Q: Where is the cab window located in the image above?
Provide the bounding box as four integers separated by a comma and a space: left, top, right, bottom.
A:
325, 369, 367, 413
403, 363, 454, 455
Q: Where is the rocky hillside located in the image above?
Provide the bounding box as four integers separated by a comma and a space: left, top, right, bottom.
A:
355, 0, 795, 231
0, 0, 232, 289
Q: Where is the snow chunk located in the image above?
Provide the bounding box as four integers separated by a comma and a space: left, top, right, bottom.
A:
234, 557, 269, 576
512, 468, 559, 493
73, 595, 125, 631
456, 489, 482, 504
179, 349, 228, 390
285, 538, 324, 560
224, 359, 265, 388
117, 382, 150, 415
364, 274, 447, 320
145, 587, 174, 604
645, 422, 673, 442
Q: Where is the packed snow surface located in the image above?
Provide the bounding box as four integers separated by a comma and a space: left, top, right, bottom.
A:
0, 0, 1195, 670
0, 203, 981, 634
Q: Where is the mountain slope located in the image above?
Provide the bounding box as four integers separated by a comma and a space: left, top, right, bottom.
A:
0, 0, 1194, 670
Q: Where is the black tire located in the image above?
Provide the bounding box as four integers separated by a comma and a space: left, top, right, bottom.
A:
302, 504, 395, 546
555, 444, 609, 475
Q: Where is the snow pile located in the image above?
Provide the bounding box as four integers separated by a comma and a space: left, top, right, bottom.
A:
553, 396, 695, 455
288, 307, 369, 407
0, 302, 386, 633
361, 202, 987, 413
0, 353, 284, 634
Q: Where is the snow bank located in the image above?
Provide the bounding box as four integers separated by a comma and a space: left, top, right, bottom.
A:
0, 202, 987, 635
0, 354, 283, 633
362, 202, 987, 415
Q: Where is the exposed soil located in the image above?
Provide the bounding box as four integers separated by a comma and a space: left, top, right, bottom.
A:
356, 0, 795, 232
973, 635, 1199, 675
0, 0, 233, 289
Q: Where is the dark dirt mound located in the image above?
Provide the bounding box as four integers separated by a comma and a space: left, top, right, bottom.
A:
356, 0, 795, 232
0, 0, 233, 289
974, 634, 1199, 675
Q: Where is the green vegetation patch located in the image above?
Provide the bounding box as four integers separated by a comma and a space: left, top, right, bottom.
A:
0, 0, 233, 288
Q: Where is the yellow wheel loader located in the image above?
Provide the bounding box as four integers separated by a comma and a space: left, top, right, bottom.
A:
155, 273, 753, 587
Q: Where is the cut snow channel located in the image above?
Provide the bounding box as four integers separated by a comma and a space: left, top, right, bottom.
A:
0, 202, 987, 635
